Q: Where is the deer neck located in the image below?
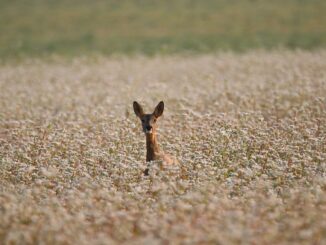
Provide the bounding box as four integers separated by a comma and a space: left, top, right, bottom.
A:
146, 132, 161, 162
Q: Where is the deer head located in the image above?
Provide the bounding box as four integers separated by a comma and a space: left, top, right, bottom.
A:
133, 101, 164, 134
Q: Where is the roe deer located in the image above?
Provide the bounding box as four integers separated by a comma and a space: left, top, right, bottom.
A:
133, 101, 178, 175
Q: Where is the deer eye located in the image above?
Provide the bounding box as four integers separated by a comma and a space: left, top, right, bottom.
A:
153, 118, 157, 123
141, 119, 145, 123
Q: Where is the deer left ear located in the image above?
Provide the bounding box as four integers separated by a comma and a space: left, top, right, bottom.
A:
133, 101, 144, 118
153, 101, 164, 118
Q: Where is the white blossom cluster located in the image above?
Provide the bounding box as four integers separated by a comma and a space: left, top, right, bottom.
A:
0, 51, 325, 244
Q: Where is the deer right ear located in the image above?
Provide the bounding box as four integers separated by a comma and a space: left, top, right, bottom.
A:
153, 101, 164, 118
133, 101, 144, 118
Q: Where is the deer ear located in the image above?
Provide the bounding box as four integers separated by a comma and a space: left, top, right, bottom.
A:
153, 101, 164, 118
133, 101, 144, 118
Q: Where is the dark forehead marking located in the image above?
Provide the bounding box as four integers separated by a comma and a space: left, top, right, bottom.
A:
142, 114, 153, 121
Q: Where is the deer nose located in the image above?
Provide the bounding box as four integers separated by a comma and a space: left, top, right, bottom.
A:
146, 126, 152, 131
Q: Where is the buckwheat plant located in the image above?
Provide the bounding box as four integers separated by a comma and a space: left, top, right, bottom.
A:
0, 51, 325, 244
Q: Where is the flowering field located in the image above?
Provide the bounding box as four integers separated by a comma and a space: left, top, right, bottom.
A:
0, 51, 325, 244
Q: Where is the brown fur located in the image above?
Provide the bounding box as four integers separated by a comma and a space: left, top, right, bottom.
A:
133, 101, 178, 175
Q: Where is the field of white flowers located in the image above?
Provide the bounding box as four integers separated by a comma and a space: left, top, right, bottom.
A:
0, 51, 325, 244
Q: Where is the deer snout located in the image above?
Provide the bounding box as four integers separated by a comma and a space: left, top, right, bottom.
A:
146, 126, 152, 131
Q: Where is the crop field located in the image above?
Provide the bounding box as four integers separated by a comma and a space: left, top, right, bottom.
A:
1, 0, 326, 58
0, 51, 325, 244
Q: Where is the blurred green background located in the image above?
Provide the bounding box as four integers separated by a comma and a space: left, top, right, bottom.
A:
1, 0, 325, 59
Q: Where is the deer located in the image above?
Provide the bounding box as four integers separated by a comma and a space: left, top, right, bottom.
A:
133, 101, 178, 175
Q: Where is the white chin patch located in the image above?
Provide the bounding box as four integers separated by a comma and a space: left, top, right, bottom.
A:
145, 129, 153, 134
